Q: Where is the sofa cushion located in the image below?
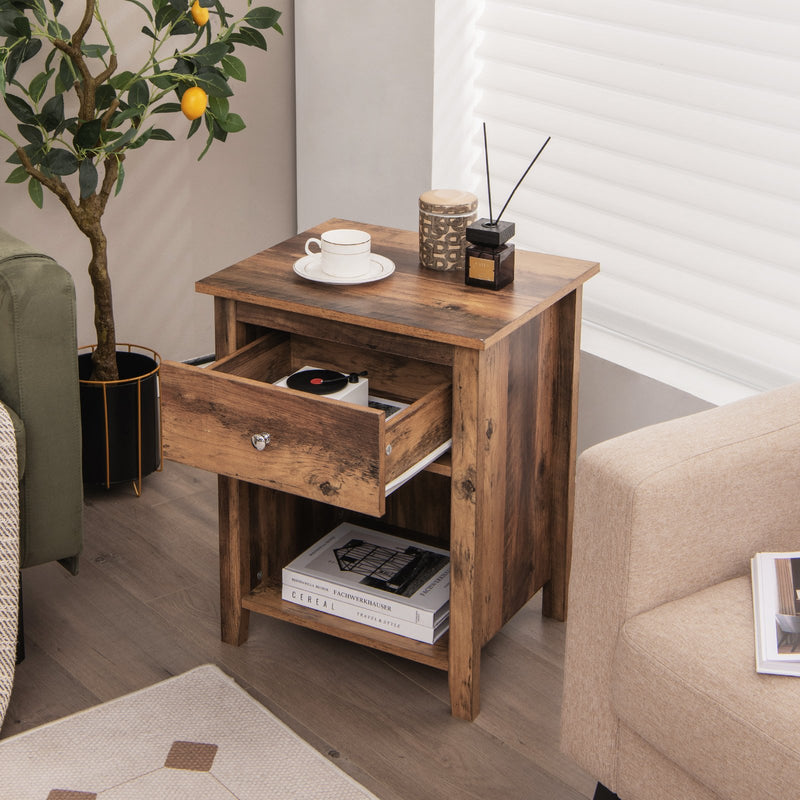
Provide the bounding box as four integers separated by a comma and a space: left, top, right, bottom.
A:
612, 576, 800, 800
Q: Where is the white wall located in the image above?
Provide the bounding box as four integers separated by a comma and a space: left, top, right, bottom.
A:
294, 0, 435, 233
0, 1, 297, 362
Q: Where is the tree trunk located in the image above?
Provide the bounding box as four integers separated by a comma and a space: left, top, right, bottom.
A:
83, 219, 118, 381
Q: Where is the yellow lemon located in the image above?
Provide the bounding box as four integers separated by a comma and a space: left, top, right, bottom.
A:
191, 0, 209, 26
181, 86, 208, 120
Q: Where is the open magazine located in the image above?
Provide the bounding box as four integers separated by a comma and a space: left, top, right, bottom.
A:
751, 551, 800, 676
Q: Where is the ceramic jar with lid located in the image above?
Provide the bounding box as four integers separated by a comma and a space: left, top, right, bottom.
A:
418, 189, 478, 271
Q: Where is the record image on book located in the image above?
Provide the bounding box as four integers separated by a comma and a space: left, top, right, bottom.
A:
333, 538, 448, 597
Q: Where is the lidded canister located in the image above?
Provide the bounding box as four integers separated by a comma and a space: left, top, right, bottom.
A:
418, 189, 478, 271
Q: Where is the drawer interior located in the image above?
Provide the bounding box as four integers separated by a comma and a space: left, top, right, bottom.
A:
210, 331, 451, 406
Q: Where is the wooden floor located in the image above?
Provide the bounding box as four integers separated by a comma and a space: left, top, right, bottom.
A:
2, 461, 594, 800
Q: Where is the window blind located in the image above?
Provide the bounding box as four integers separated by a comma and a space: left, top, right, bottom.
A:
465, 0, 800, 403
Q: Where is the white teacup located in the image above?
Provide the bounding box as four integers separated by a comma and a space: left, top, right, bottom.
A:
305, 229, 372, 277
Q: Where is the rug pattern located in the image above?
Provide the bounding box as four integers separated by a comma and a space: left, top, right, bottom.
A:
1, 665, 379, 800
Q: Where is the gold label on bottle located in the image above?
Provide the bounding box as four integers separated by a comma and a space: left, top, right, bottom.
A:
468, 255, 495, 282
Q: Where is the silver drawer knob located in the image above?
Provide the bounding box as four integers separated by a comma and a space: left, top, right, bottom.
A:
251, 433, 271, 451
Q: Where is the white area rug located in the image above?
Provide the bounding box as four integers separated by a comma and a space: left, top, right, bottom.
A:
0, 664, 380, 799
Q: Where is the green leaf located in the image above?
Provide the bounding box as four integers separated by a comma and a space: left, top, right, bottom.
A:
95, 84, 117, 111
27, 177, 43, 208
208, 95, 229, 118
195, 70, 232, 97
74, 118, 102, 149
141, 25, 157, 40
110, 71, 137, 90
244, 7, 281, 29
40, 93, 64, 131
228, 26, 267, 51
193, 42, 230, 67
29, 70, 52, 104
81, 43, 110, 59
110, 126, 137, 151
5, 94, 36, 123
21, 37, 42, 63
217, 112, 245, 133
170, 20, 196, 36
4, 45, 25, 85
149, 128, 175, 141
46, 19, 70, 40
149, 73, 176, 90
129, 126, 154, 149
43, 148, 78, 176
0, 11, 19, 37
152, 102, 181, 114
17, 123, 43, 145
13, 15, 31, 39
6, 165, 28, 184
128, 79, 149, 108
107, 106, 141, 128
114, 160, 125, 196
187, 116, 202, 139
78, 158, 98, 198
55, 57, 73, 94
221, 54, 246, 82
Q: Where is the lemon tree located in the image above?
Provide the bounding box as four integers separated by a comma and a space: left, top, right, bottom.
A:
0, 0, 281, 380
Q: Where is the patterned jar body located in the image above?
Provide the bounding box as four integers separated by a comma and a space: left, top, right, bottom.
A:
418, 189, 478, 271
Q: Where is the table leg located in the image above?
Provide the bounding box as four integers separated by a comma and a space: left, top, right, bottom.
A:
448, 346, 509, 719
539, 289, 581, 621
218, 475, 250, 645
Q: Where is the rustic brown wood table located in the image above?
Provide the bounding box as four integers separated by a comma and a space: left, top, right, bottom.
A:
161, 219, 598, 720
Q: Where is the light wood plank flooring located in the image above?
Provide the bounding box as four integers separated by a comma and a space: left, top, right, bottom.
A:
2, 461, 594, 800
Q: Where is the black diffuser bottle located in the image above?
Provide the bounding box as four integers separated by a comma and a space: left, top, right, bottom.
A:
464, 218, 516, 290
465, 127, 550, 291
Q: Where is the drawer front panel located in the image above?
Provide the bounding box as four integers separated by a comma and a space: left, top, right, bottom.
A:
161, 361, 386, 515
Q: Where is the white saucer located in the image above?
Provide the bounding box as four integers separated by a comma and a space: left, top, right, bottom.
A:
293, 252, 395, 285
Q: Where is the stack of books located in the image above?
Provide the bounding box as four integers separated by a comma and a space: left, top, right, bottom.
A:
282, 522, 450, 644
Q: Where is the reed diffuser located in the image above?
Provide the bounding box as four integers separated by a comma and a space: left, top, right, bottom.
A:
465, 126, 551, 290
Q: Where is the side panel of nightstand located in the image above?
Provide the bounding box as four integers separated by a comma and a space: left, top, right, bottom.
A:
447, 288, 583, 720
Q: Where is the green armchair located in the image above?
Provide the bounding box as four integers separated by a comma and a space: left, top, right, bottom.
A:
0, 227, 83, 577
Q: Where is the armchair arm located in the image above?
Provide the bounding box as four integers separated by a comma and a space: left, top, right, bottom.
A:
561, 382, 800, 786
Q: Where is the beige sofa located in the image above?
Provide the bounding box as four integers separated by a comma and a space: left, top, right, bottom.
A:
561, 382, 800, 800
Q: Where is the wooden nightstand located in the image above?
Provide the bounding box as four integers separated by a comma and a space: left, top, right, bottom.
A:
161, 219, 598, 720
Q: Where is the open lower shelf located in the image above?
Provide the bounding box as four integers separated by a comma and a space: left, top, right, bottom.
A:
243, 580, 449, 671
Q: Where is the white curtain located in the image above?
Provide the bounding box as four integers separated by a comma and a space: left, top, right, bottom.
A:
436, 0, 800, 403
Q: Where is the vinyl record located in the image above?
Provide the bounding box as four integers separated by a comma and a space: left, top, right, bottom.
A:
286, 369, 349, 395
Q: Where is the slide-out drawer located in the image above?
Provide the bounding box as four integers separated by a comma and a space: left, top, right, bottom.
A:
161, 332, 452, 517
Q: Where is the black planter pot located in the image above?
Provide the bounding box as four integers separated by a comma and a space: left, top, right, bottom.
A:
78, 345, 161, 494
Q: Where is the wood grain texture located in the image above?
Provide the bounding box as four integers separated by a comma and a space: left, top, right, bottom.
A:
197, 219, 599, 351
237, 302, 457, 366
539, 289, 582, 621
161, 360, 387, 516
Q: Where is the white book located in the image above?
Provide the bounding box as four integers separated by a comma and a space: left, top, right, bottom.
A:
751, 551, 800, 676
281, 584, 449, 644
282, 522, 450, 627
